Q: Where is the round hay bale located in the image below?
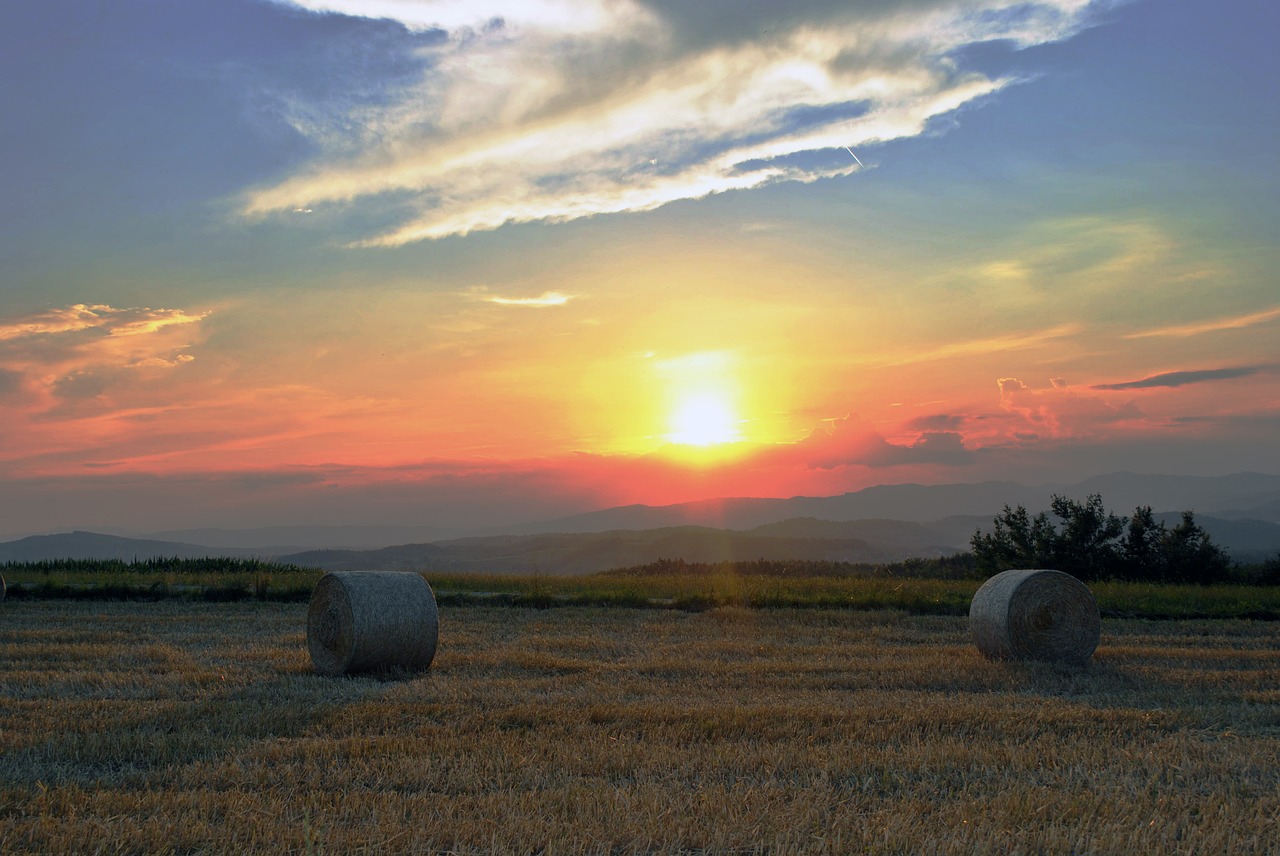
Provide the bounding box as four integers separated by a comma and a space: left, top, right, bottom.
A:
969, 569, 1099, 665
307, 571, 439, 676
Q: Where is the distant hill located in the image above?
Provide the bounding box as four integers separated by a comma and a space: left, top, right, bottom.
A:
280, 525, 888, 575
142, 524, 467, 551
499, 481, 1040, 533
4, 473, 1278, 571
6, 515, 1277, 575
507, 472, 1280, 534
1151, 512, 1280, 563
0, 531, 261, 563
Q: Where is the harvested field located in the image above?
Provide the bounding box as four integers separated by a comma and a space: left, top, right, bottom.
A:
1, 601, 1278, 854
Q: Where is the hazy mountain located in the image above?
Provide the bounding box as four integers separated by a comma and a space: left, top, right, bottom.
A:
510, 472, 1280, 534
140, 524, 469, 551
1150, 512, 1280, 563
5, 473, 1278, 571
1071, 473, 1280, 521
280, 526, 889, 576
498, 481, 1037, 533
1210, 499, 1280, 525
0, 531, 260, 563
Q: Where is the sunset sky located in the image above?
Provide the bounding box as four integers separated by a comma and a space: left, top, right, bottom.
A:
2, 0, 1277, 538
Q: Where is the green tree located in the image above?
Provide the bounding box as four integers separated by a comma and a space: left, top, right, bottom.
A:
1160, 510, 1231, 584
1047, 494, 1126, 581
972, 503, 1056, 573
971, 494, 1231, 583
1122, 505, 1165, 579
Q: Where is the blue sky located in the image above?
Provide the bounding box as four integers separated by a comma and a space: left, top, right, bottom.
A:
1, 0, 1277, 537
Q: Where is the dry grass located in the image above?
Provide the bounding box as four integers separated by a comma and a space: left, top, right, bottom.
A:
1, 601, 1278, 854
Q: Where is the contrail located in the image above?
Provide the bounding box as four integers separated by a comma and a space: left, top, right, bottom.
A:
844, 147, 864, 167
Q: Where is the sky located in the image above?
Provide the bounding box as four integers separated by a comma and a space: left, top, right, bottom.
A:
1, 0, 1277, 538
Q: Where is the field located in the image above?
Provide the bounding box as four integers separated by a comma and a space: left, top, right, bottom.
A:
2, 600, 1278, 854
6, 559, 1280, 620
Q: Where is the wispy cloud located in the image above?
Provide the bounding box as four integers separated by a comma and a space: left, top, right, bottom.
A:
278, 0, 657, 36
247, 0, 1105, 245
485, 291, 573, 307
881, 323, 1082, 366
1125, 306, 1280, 339
1091, 367, 1261, 391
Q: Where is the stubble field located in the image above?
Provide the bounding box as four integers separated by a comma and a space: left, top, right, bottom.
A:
1, 600, 1278, 854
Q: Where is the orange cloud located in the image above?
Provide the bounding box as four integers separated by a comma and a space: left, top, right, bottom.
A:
0, 304, 212, 471
997, 377, 1142, 439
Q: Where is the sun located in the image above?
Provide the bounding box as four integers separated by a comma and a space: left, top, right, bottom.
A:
667, 392, 742, 447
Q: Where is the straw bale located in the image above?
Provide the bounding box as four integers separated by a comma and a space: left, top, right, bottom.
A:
306, 571, 439, 676
969, 568, 1099, 665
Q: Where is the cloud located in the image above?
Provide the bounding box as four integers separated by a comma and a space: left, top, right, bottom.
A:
880, 323, 1082, 366
246, 0, 1105, 244
1124, 306, 1280, 339
763, 413, 974, 471
998, 376, 1141, 437
0, 304, 210, 417
275, 0, 657, 36
906, 413, 964, 431
0, 368, 23, 400
1091, 367, 1261, 391
0, 304, 207, 342
485, 291, 573, 307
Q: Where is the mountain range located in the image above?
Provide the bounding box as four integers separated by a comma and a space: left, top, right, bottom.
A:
4, 472, 1279, 573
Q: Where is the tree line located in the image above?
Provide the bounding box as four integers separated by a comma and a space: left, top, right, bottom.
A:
971, 494, 1239, 583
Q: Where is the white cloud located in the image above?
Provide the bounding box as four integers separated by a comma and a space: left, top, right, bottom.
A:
485, 291, 573, 306
248, 0, 1106, 245
275, 0, 657, 36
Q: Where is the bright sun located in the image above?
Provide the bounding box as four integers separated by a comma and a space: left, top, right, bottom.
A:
666, 392, 742, 447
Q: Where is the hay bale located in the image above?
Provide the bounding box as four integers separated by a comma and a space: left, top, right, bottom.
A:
969, 569, 1099, 665
306, 571, 439, 676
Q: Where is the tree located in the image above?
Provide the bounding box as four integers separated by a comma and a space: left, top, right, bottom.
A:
971, 494, 1231, 583
1160, 511, 1231, 584
971, 503, 1056, 573
1122, 505, 1165, 579
1047, 494, 1126, 581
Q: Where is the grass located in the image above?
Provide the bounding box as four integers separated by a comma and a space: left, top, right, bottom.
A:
1, 600, 1278, 853
7, 559, 1280, 620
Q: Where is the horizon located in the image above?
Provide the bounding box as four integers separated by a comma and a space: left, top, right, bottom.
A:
3, 1, 1277, 540
6, 470, 1279, 544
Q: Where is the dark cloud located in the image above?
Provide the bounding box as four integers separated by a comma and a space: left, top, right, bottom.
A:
640, 0, 936, 50
0, 368, 22, 399
51, 370, 110, 400
1092, 367, 1260, 391
906, 413, 964, 432
763, 415, 974, 471
897, 431, 973, 465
